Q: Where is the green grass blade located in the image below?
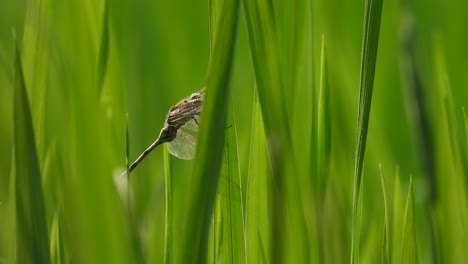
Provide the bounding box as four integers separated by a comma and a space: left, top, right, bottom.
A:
380, 220, 389, 264
353, 171, 365, 263
316, 35, 331, 263
245, 90, 269, 264
163, 144, 173, 264
400, 177, 418, 263
20, 0, 51, 162
317, 36, 331, 206
379, 165, 391, 263
381, 221, 388, 264
1, 158, 17, 263
178, 0, 239, 262
399, 7, 436, 204
214, 103, 246, 263
13, 32, 50, 264
243, 0, 308, 262
432, 34, 467, 263
50, 211, 65, 264
443, 82, 468, 192
350, 0, 383, 262
392, 168, 404, 264
464, 107, 468, 150
97, 0, 109, 96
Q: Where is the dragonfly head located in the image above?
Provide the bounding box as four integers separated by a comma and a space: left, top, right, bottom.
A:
158, 126, 177, 143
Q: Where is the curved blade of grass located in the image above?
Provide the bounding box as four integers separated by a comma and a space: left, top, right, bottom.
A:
97, 0, 109, 97
392, 168, 404, 264
399, 7, 436, 205
50, 210, 65, 264
245, 89, 270, 264
432, 34, 467, 263
317, 36, 331, 206
399, 10, 438, 263
163, 144, 173, 264
350, 0, 383, 262
316, 35, 331, 263
1, 157, 17, 263
21, 0, 51, 161
13, 32, 50, 264
381, 221, 389, 264
379, 165, 391, 264
178, 0, 239, 262
401, 177, 418, 263
464, 107, 468, 150
214, 103, 246, 263
243, 0, 308, 262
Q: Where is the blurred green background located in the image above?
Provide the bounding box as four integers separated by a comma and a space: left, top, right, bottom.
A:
1, 0, 467, 263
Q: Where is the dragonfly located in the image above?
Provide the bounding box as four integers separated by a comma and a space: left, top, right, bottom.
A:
127, 87, 205, 173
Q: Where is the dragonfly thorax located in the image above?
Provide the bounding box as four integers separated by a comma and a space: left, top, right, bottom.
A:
158, 126, 177, 143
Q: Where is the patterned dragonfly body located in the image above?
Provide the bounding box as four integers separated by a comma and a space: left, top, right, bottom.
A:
128, 88, 205, 172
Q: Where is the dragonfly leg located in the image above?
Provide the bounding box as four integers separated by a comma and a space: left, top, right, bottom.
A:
192, 116, 200, 127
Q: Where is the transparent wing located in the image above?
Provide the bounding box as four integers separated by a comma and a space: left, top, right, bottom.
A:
182, 116, 200, 131
167, 130, 197, 160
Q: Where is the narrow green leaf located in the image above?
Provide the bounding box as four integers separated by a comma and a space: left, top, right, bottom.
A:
379, 165, 391, 264
178, 0, 239, 262
214, 103, 246, 263
316, 35, 331, 263
1, 160, 17, 263
401, 177, 418, 263
464, 107, 468, 150
317, 35, 331, 205
353, 172, 365, 264
399, 7, 436, 204
163, 144, 173, 264
245, 90, 269, 264
50, 211, 65, 264
392, 168, 404, 264
97, 0, 110, 96
243, 0, 308, 261
381, 221, 389, 264
21, 0, 51, 161
13, 32, 50, 264
443, 82, 468, 193
351, 0, 384, 262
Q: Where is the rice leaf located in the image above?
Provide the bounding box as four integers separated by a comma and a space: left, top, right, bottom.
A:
381, 221, 389, 264
50, 211, 65, 264
464, 107, 468, 149
245, 90, 270, 264
214, 103, 246, 263
317, 36, 331, 206
178, 0, 239, 262
0, 159, 17, 263
13, 32, 50, 264
243, 0, 308, 261
97, 0, 110, 96
350, 0, 383, 262
399, 8, 436, 204
353, 171, 365, 264
392, 168, 404, 264
316, 36, 329, 177
400, 177, 418, 263
316, 35, 331, 263
20, 0, 51, 161
163, 144, 173, 264
379, 165, 391, 263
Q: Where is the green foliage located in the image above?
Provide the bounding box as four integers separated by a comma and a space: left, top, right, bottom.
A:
351, 0, 383, 261
1, 0, 467, 263
13, 32, 50, 264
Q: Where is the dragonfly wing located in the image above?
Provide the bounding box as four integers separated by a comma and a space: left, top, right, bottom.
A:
181, 117, 200, 131
168, 130, 196, 160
